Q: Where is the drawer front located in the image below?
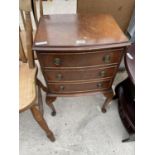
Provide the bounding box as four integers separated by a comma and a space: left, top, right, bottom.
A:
47, 80, 111, 93
44, 66, 117, 82
37, 50, 123, 68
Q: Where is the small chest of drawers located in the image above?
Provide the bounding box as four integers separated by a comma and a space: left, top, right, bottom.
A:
33, 14, 130, 113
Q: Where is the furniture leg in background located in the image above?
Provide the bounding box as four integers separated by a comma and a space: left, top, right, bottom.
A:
46, 95, 57, 116
113, 43, 135, 142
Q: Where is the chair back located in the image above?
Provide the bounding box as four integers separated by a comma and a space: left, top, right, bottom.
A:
19, 30, 27, 63
32, 0, 43, 25
19, 0, 35, 68
20, 0, 43, 30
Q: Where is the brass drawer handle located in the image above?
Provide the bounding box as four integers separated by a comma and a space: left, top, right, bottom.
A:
60, 85, 65, 91
99, 71, 106, 77
97, 83, 103, 88
54, 58, 61, 66
103, 55, 111, 63
56, 73, 63, 80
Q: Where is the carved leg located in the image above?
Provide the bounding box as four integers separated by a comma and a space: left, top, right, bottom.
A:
38, 85, 44, 115
30, 105, 55, 142
102, 90, 114, 113
112, 84, 120, 100
36, 78, 48, 93
46, 95, 57, 116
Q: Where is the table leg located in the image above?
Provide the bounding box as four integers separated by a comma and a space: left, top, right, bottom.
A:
102, 89, 114, 113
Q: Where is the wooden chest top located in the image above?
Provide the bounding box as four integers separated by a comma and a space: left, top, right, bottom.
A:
33, 14, 130, 51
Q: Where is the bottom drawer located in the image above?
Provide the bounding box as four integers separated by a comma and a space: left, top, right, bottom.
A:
47, 80, 111, 94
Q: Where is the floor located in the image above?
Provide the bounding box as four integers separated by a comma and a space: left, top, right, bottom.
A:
19, 1, 135, 155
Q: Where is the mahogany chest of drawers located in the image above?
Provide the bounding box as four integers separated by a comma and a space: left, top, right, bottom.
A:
33, 14, 130, 114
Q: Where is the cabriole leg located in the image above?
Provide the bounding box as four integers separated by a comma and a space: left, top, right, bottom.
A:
31, 105, 55, 142
102, 90, 114, 113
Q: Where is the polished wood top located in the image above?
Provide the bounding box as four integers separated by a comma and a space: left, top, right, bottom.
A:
33, 14, 130, 51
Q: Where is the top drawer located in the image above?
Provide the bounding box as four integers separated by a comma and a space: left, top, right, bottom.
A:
37, 49, 123, 69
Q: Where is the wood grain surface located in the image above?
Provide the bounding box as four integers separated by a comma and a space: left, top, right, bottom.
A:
33, 14, 129, 50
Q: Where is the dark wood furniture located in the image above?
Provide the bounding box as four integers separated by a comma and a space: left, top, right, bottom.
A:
33, 14, 131, 115
114, 43, 135, 142
125, 43, 135, 84
19, 0, 55, 141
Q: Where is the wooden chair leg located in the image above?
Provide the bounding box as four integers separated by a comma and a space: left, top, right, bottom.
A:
36, 79, 57, 116
30, 105, 55, 142
46, 95, 57, 116
38, 85, 44, 115
36, 78, 48, 93
102, 90, 114, 113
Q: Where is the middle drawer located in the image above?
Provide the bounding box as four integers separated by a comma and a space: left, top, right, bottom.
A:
43, 66, 117, 82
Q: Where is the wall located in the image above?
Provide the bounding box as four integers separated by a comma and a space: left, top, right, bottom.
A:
77, 0, 135, 32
